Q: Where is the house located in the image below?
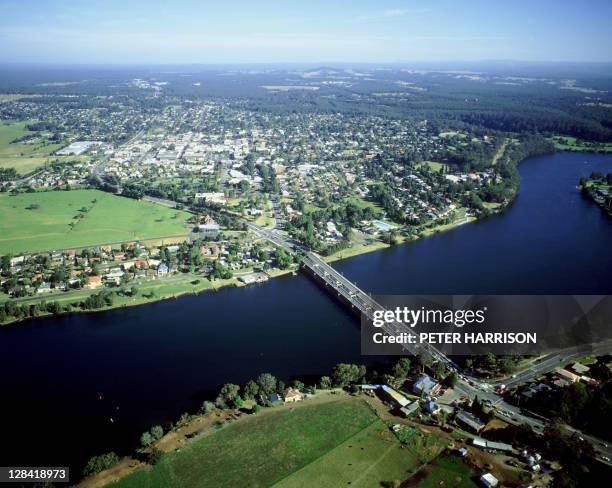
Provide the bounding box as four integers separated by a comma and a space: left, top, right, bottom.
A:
413, 374, 441, 397
270, 393, 283, 404
571, 362, 590, 375
198, 224, 220, 238
283, 387, 302, 403
480, 473, 498, 488
457, 411, 485, 433
424, 400, 440, 415
555, 368, 580, 383
84, 275, 102, 289
157, 264, 169, 276
380, 385, 410, 407
9, 255, 25, 267
37, 282, 52, 294
195, 192, 227, 205
202, 214, 216, 225
200, 244, 220, 260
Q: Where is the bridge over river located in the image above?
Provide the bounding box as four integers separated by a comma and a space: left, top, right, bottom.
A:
244, 221, 455, 367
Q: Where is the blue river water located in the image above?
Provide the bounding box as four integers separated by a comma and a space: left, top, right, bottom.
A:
0, 151, 611, 472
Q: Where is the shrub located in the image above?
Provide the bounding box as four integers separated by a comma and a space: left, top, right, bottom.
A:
82, 452, 120, 476
147, 448, 164, 465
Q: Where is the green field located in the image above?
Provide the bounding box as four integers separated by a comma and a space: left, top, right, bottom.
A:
550, 135, 612, 153
415, 455, 478, 488
419, 161, 449, 172
110, 398, 448, 488
111, 399, 379, 488
0, 121, 64, 173
273, 421, 445, 488
0, 189, 192, 255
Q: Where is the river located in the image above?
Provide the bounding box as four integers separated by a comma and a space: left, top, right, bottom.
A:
1, 151, 611, 473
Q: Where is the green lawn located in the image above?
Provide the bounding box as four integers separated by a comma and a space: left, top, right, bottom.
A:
419, 161, 449, 172
415, 455, 478, 488
549, 135, 612, 153
0, 121, 64, 173
110, 399, 379, 488
273, 421, 444, 488
0, 189, 192, 255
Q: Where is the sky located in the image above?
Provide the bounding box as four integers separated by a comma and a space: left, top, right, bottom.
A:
0, 0, 611, 64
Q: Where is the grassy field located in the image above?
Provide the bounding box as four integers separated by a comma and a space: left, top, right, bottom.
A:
110, 399, 380, 488
0, 120, 64, 173
0, 189, 192, 255
273, 421, 444, 488
415, 455, 478, 488
419, 161, 449, 172
550, 135, 612, 153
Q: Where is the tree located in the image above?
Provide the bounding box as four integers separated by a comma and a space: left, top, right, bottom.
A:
216, 383, 241, 408
444, 372, 458, 388
332, 363, 366, 387
391, 358, 411, 382
319, 376, 332, 389
417, 351, 433, 369
82, 452, 120, 476
200, 401, 216, 414
275, 248, 292, 269
140, 431, 154, 447
1, 255, 11, 272
147, 448, 164, 465
150, 425, 164, 441
291, 380, 305, 391
431, 361, 446, 379
243, 380, 260, 400
256, 373, 278, 396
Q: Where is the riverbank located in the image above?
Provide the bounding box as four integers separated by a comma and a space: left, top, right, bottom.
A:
4, 151, 612, 478
549, 135, 612, 154
2, 142, 603, 327
77, 391, 457, 488
578, 175, 612, 217
0, 207, 491, 327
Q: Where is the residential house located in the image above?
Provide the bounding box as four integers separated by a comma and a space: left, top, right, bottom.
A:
424, 400, 440, 415
412, 374, 441, 397
84, 275, 102, 289
555, 368, 580, 383
457, 411, 485, 433
283, 387, 302, 403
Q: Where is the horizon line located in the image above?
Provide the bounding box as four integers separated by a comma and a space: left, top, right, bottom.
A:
1, 59, 612, 68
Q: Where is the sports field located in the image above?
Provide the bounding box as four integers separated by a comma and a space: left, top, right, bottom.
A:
0, 120, 64, 174
110, 398, 447, 488
0, 189, 192, 255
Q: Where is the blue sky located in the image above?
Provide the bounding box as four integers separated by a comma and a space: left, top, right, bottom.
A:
1, 0, 611, 64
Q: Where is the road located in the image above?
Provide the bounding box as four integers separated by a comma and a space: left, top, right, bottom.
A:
243, 219, 612, 466
133, 196, 612, 466
90, 128, 147, 181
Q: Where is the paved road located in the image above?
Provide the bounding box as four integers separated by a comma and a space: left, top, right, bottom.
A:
243, 220, 612, 466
